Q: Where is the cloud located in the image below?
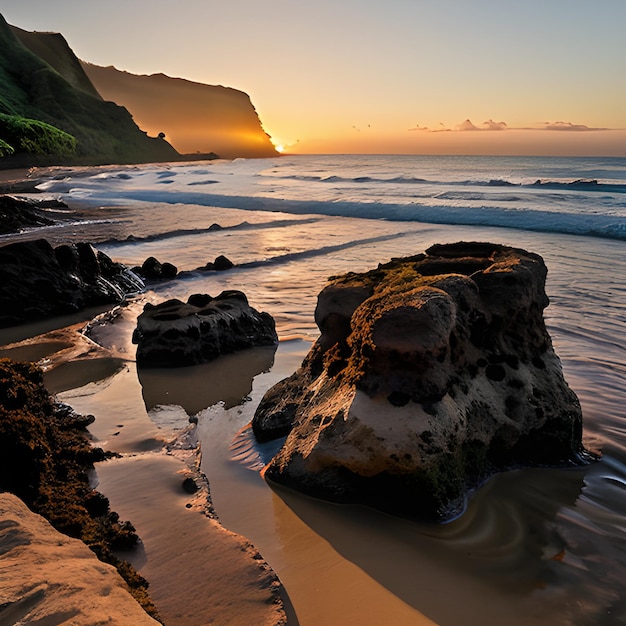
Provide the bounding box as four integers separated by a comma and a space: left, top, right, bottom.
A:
456, 119, 509, 131
481, 119, 508, 131
457, 119, 480, 131
427, 118, 509, 132
409, 118, 613, 133
539, 121, 610, 131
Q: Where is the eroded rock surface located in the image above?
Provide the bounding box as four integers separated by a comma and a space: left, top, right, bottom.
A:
0, 493, 159, 626
0, 238, 144, 327
253, 242, 589, 520
133, 290, 278, 367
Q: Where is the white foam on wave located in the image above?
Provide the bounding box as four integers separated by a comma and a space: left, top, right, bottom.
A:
36, 155, 626, 242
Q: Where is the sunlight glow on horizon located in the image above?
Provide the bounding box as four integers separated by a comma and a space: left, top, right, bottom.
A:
3, 1, 625, 157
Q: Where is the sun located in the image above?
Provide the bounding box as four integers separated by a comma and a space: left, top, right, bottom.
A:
275, 144, 285, 153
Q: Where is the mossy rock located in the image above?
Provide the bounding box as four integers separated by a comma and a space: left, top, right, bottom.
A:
0, 358, 160, 620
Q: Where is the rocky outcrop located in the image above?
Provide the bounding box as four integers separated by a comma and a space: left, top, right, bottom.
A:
0, 14, 181, 167
133, 291, 278, 367
81, 62, 278, 159
0, 493, 160, 625
132, 253, 235, 280
253, 242, 589, 521
0, 239, 144, 327
0, 358, 158, 618
0, 194, 66, 233
133, 256, 178, 280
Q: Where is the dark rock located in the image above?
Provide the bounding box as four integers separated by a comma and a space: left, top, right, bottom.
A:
252, 242, 591, 521
0, 195, 66, 234
133, 290, 278, 367
213, 255, 234, 271
160, 262, 178, 279
0, 239, 144, 328
182, 477, 198, 494
134, 256, 178, 280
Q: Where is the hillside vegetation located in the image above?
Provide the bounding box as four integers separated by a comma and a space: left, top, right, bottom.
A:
0, 13, 180, 167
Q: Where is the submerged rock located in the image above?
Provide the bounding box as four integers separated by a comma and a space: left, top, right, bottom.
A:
253, 242, 589, 521
133, 290, 278, 367
0, 239, 144, 327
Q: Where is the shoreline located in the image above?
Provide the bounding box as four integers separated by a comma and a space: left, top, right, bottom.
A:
0, 169, 291, 624
3, 158, 626, 624
0, 300, 291, 624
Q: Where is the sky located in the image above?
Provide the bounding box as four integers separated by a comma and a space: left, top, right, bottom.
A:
3, 0, 626, 156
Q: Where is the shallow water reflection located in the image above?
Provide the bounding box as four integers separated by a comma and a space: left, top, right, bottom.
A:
137, 345, 276, 415
266, 456, 626, 625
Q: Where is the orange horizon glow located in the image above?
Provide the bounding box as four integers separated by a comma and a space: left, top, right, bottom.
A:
274, 128, 626, 158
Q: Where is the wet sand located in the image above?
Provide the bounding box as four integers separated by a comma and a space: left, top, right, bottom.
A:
0, 312, 289, 625
0, 268, 607, 626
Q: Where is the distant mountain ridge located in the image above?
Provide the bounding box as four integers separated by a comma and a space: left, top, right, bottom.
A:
81, 63, 278, 159
0, 13, 180, 167
0, 14, 276, 167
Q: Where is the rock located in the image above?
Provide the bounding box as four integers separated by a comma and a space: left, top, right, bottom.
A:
135, 256, 178, 280
213, 254, 234, 271
0, 194, 65, 234
133, 290, 278, 367
0, 493, 159, 625
0, 358, 159, 618
0, 239, 144, 327
252, 242, 589, 521
182, 477, 198, 494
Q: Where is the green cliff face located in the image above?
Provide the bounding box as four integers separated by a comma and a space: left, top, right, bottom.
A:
0, 13, 180, 167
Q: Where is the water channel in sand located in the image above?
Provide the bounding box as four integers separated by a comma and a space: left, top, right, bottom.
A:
51, 326, 620, 626
3, 170, 626, 622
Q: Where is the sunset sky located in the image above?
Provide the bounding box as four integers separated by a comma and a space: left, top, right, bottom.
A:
4, 1, 626, 155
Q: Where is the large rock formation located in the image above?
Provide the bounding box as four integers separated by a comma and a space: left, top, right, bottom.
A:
133, 291, 278, 367
0, 239, 144, 327
81, 62, 279, 159
0, 14, 180, 166
252, 242, 588, 521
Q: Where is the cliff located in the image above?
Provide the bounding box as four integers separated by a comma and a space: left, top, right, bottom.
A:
9, 24, 101, 99
81, 62, 278, 159
0, 13, 180, 166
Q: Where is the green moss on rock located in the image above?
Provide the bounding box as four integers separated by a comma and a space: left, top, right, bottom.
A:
0, 358, 160, 621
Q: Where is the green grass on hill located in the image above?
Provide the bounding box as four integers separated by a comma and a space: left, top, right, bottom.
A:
0, 138, 14, 157
0, 13, 180, 166
0, 112, 76, 157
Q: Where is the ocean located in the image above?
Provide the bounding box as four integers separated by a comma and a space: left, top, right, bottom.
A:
10, 154, 626, 624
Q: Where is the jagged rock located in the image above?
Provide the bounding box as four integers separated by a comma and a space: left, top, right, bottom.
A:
253, 242, 589, 521
213, 254, 234, 271
0, 239, 144, 327
0, 195, 66, 233
134, 256, 178, 280
133, 290, 278, 367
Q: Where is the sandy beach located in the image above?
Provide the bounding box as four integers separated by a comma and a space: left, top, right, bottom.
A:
2, 154, 626, 625
0, 297, 290, 625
